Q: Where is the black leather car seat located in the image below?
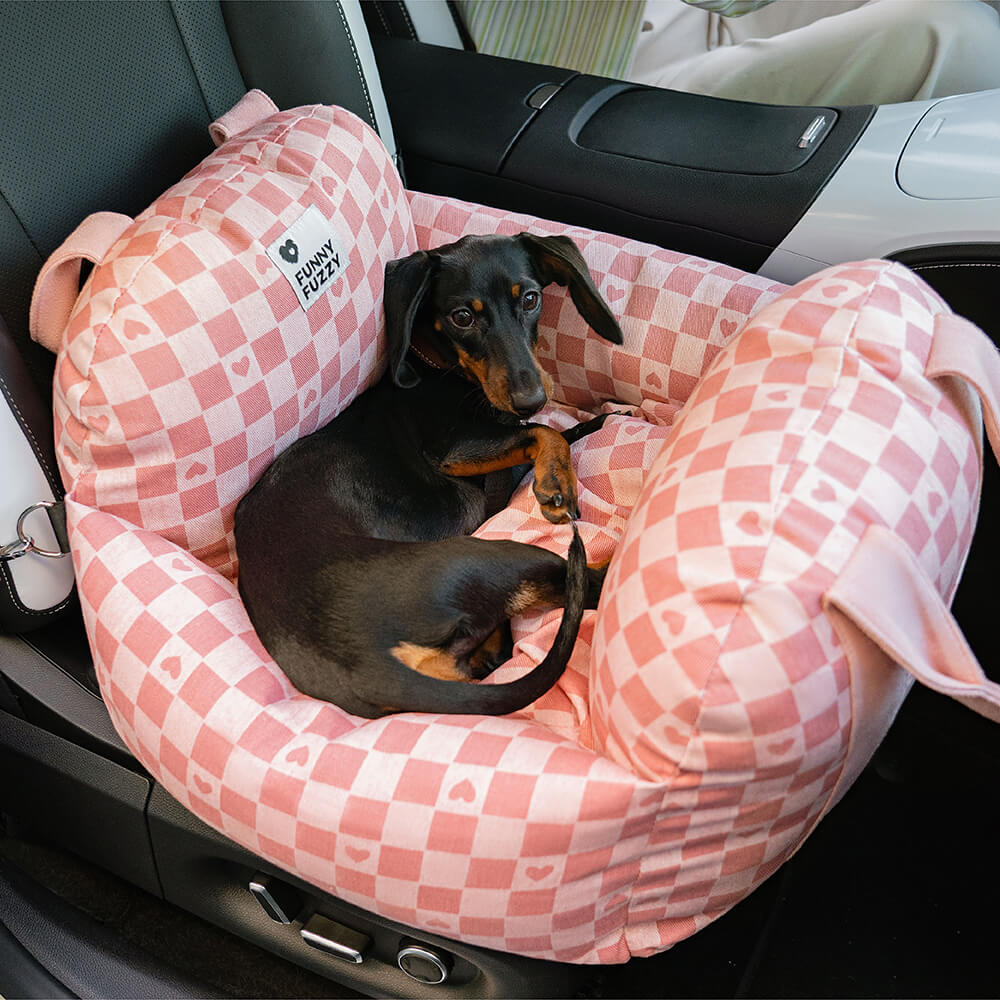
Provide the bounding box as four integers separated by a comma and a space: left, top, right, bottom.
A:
2, 0, 393, 400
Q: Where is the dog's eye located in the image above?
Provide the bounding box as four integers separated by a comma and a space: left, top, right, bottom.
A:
522, 290, 541, 311
450, 308, 475, 329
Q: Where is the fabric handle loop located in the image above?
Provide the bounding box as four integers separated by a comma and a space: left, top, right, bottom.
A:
823, 311, 1000, 722
29, 211, 133, 353
28, 91, 279, 355
208, 89, 279, 147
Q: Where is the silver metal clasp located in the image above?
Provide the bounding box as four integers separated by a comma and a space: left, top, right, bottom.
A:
0, 500, 68, 562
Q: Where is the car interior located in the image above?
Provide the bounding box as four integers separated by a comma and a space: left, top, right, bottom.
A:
1, 1, 999, 997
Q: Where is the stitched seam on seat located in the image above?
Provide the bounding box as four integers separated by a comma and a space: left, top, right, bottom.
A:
370, 1, 391, 36
0, 185, 43, 262
167, 0, 215, 121
914, 262, 1000, 271
335, 0, 377, 130
395, 0, 417, 40
0, 561, 72, 617
0, 370, 61, 495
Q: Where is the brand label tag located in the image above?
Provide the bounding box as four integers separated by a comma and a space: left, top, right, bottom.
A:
266, 205, 349, 310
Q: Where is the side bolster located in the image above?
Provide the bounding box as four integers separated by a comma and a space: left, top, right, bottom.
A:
406, 189, 787, 413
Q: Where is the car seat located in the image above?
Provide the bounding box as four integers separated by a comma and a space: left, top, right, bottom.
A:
4, 2, 1000, 997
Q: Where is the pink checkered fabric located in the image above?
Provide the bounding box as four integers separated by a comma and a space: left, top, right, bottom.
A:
55, 105, 416, 580
51, 104, 982, 963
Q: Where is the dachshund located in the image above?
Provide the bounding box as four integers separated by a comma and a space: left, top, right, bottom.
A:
234, 233, 623, 717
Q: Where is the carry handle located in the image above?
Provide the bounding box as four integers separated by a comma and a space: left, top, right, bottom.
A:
29, 90, 279, 354
825, 524, 1000, 723
208, 89, 279, 147
29, 211, 133, 353
823, 311, 1000, 722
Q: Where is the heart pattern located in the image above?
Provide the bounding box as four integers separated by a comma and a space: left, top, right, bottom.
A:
662, 610, 685, 635
526, 865, 553, 882
160, 656, 181, 679
448, 779, 476, 802
737, 511, 764, 536
812, 481, 836, 503
231, 357, 250, 377
663, 724, 685, 745
185, 461, 208, 480
345, 845, 369, 863
285, 746, 309, 766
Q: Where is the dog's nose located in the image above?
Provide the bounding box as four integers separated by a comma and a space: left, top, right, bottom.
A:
510, 376, 546, 417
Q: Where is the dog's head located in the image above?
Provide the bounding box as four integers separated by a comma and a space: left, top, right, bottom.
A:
383, 233, 623, 418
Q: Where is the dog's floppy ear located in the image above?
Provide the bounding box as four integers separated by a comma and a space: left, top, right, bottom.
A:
384, 250, 435, 388
518, 233, 624, 344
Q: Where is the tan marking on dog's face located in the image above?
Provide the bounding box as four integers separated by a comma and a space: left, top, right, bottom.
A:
434, 320, 443, 332
511, 283, 521, 298
450, 345, 552, 417
390, 642, 469, 682
538, 365, 554, 399
453, 346, 515, 413
472, 299, 484, 312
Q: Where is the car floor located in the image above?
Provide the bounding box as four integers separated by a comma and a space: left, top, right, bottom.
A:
2, 680, 997, 1000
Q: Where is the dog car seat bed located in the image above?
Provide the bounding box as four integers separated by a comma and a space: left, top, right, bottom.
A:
35, 96, 1000, 964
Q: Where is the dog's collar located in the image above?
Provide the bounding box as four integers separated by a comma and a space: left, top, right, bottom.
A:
409, 341, 449, 371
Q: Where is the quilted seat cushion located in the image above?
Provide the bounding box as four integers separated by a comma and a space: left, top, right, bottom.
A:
49, 103, 984, 963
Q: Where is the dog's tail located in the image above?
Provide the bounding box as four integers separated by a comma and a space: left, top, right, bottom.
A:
372, 524, 588, 717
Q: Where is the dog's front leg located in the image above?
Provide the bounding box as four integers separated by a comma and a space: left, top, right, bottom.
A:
439, 425, 580, 523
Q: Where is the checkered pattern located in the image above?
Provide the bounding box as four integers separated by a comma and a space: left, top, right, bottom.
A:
51, 103, 982, 963
55, 105, 416, 580
408, 191, 783, 418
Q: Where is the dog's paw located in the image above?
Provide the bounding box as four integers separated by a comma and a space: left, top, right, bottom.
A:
533, 468, 580, 523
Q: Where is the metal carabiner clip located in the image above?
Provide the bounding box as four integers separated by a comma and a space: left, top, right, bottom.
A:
0, 500, 67, 562
0, 536, 31, 561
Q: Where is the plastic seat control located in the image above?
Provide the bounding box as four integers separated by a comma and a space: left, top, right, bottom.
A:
248, 872, 301, 924
397, 942, 452, 984
300, 913, 370, 963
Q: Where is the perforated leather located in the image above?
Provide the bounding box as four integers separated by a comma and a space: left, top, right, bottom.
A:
0, 0, 391, 398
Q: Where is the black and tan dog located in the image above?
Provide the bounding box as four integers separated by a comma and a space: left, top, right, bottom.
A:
235, 233, 622, 717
